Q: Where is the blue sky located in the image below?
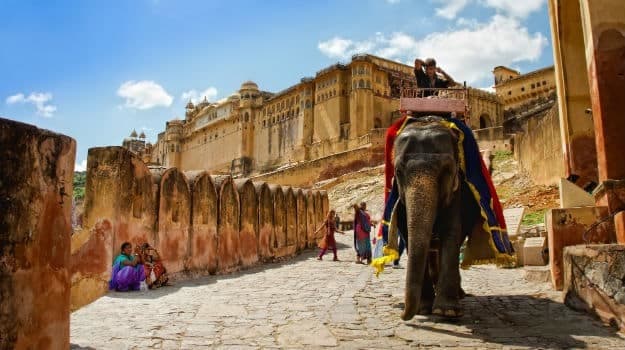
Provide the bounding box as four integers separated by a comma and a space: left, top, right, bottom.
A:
0, 0, 553, 170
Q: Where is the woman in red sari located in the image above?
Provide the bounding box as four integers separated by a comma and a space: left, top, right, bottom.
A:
315, 210, 345, 261
138, 243, 169, 289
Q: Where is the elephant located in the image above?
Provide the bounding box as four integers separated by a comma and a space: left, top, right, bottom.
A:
386, 115, 481, 321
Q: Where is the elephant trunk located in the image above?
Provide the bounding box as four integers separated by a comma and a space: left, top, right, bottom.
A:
402, 175, 438, 321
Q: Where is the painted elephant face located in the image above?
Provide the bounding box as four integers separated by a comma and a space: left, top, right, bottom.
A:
393, 119, 459, 208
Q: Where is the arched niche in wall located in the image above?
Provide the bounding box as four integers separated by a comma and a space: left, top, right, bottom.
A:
187, 171, 218, 274
235, 179, 259, 267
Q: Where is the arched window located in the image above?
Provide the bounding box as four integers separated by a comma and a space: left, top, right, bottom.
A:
366, 80, 371, 88
374, 118, 382, 129
244, 112, 249, 122
479, 114, 492, 129
359, 79, 365, 88
306, 100, 311, 108
296, 107, 300, 115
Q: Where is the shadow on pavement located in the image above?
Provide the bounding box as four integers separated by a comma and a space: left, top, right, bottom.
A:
401, 294, 623, 348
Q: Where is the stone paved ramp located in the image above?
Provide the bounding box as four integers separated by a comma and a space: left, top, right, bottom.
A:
71, 233, 625, 349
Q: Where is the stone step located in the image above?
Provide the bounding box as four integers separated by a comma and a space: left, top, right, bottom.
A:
523, 265, 552, 284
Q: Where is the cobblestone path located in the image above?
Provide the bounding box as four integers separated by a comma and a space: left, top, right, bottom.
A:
71, 233, 625, 349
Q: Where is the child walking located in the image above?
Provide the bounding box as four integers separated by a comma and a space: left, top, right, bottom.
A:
315, 210, 345, 261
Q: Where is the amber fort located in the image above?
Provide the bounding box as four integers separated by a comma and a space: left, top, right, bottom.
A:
123, 54, 503, 177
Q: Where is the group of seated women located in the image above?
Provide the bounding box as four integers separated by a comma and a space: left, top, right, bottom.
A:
109, 242, 169, 292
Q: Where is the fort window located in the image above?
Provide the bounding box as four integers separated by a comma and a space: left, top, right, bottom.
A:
263, 120, 266, 127
244, 113, 249, 122
521, 87, 525, 92
366, 80, 371, 88
359, 79, 365, 88
542, 81, 547, 85
296, 107, 299, 115
508, 91, 512, 95
531, 83, 535, 89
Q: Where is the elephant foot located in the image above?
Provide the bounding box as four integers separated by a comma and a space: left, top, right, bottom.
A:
432, 298, 463, 318
417, 298, 433, 315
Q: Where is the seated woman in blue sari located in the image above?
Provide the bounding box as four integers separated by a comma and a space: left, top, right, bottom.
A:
109, 242, 146, 292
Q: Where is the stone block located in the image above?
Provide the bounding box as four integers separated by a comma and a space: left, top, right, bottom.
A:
563, 244, 625, 332
523, 265, 552, 283
0, 118, 75, 350
503, 207, 525, 240
547, 206, 616, 290
523, 237, 548, 266
559, 177, 594, 208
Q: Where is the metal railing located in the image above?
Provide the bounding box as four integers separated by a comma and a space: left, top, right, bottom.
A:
400, 87, 468, 100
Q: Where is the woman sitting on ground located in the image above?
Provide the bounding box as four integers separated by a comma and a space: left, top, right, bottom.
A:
109, 242, 146, 292
139, 243, 169, 289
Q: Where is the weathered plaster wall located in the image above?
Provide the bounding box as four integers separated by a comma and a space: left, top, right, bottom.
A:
188, 171, 218, 274
306, 191, 316, 248
157, 168, 191, 274
0, 118, 75, 350
295, 189, 307, 252
215, 176, 241, 271
236, 179, 259, 267
255, 182, 274, 261
514, 105, 566, 186
284, 187, 298, 256
270, 185, 288, 258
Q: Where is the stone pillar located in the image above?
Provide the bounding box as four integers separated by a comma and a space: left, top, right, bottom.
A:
255, 182, 274, 261
270, 185, 287, 258
284, 187, 297, 255
295, 188, 307, 252
157, 168, 191, 274
214, 176, 241, 271
0, 118, 75, 350
306, 190, 316, 248
548, 0, 597, 182
235, 179, 259, 267
188, 171, 218, 274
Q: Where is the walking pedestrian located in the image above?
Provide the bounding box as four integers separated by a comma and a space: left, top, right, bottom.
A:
315, 209, 345, 261
354, 202, 373, 264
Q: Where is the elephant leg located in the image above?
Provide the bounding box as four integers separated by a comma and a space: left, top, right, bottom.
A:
432, 201, 463, 318
418, 257, 435, 315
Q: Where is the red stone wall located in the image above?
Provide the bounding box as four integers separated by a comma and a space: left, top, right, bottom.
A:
255, 182, 274, 261
270, 185, 288, 257
306, 191, 316, 247
284, 187, 298, 256
188, 172, 218, 274
236, 179, 259, 267
0, 118, 75, 350
295, 189, 307, 252
215, 176, 241, 271
157, 168, 191, 274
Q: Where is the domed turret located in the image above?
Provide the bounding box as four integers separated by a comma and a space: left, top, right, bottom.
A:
130, 129, 138, 138
240, 81, 259, 91
186, 101, 195, 110
139, 131, 146, 139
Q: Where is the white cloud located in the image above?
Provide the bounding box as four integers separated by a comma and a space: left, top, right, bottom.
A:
5, 92, 57, 117
181, 87, 218, 104
318, 14, 546, 85
117, 80, 173, 110
75, 159, 87, 172
317, 37, 375, 60
433, 0, 470, 19
480, 0, 546, 18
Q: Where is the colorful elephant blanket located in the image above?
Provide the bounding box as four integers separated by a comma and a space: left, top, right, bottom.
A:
373, 116, 515, 274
